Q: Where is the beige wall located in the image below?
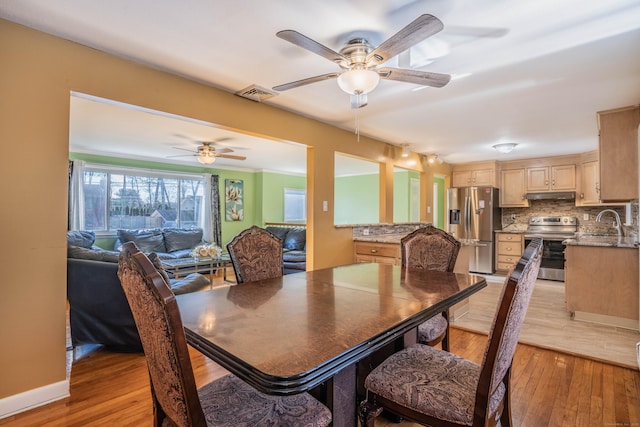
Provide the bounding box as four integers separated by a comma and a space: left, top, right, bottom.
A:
0, 19, 449, 402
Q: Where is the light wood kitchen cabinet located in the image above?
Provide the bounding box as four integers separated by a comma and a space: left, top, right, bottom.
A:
495, 233, 524, 272
565, 245, 639, 329
598, 105, 640, 202
499, 168, 529, 207
451, 161, 498, 187
578, 160, 600, 205
526, 164, 576, 192
354, 241, 400, 265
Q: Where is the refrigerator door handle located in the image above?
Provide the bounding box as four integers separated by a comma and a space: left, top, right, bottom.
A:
465, 196, 471, 234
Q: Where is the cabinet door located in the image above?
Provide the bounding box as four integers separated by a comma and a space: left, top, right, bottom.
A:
500, 169, 528, 207
472, 169, 494, 186
527, 167, 550, 191
580, 160, 600, 205
598, 107, 640, 201
452, 171, 471, 187
551, 164, 576, 190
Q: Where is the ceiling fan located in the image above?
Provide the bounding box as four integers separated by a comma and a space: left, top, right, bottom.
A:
169, 139, 246, 165
272, 14, 451, 108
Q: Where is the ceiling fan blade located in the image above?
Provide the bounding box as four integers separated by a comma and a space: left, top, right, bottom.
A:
273, 72, 340, 91
378, 67, 451, 88
277, 30, 348, 64
216, 154, 246, 161
214, 147, 234, 154
171, 146, 197, 153
366, 14, 444, 67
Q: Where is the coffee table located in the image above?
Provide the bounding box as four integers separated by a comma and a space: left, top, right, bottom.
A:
161, 254, 234, 285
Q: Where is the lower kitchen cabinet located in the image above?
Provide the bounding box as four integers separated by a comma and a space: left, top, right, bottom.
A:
354, 241, 400, 265
495, 232, 524, 272
565, 245, 639, 329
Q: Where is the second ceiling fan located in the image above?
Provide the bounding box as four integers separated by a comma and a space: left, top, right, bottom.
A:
273, 14, 451, 108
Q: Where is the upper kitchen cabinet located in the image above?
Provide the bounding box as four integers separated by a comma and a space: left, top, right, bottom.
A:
598, 106, 640, 202
577, 151, 600, 206
500, 168, 529, 207
526, 164, 576, 192
451, 161, 498, 187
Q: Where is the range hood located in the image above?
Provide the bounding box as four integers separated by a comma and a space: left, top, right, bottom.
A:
525, 191, 576, 200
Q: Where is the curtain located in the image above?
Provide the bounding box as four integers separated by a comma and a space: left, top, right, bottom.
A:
202, 174, 222, 247
68, 159, 85, 230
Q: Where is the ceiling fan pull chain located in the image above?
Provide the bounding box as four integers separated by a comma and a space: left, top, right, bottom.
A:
355, 107, 360, 142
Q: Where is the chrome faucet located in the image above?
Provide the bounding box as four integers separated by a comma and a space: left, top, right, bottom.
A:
595, 209, 624, 237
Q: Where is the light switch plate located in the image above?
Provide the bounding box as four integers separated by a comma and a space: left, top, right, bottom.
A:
322, 200, 328, 212
583, 213, 589, 220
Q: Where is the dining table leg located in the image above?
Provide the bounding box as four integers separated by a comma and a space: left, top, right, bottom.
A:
324, 363, 357, 427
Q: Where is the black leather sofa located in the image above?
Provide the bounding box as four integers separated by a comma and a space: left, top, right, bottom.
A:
265, 226, 306, 274
67, 230, 210, 352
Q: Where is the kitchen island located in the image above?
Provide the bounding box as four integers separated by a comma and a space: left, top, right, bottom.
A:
563, 235, 639, 330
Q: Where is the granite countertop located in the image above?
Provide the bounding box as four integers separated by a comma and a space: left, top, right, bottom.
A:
563, 234, 639, 248
353, 234, 404, 244
497, 225, 527, 234
353, 234, 481, 246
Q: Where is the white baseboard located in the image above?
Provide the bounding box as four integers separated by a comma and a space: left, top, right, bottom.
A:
0, 380, 69, 420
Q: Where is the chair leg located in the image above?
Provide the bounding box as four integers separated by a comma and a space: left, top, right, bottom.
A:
359, 399, 383, 427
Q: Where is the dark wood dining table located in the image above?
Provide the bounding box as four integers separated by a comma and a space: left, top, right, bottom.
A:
175, 262, 487, 427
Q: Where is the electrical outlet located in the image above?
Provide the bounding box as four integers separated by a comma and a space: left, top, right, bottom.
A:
363, 228, 370, 236
583, 213, 589, 221
510, 214, 516, 220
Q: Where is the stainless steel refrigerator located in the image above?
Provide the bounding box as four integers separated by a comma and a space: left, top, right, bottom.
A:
447, 187, 500, 274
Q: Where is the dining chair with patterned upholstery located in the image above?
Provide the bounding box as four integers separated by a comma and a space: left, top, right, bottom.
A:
226, 225, 284, 284
401, 225, 461, 351
359, 238, 543, 427
117, 241, 332, 427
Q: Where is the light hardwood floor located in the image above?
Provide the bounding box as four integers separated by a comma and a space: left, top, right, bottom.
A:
453, 275, 640, 369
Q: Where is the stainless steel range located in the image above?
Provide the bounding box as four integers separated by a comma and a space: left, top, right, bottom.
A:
524, 216, 577, 281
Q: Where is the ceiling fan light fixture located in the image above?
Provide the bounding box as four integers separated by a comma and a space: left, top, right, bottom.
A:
493, 143, 518, 154
337, 69, 380, 95
197, 153, 216, 165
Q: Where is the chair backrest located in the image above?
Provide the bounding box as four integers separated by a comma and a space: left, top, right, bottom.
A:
117, 241, 206, 427
400, 225, 461, 272
226, 226, 284, 283
474, 237, 543, 426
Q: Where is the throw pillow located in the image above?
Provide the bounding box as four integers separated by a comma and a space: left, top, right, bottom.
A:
117, 229, 166, 253
163, 227, 203, 252
67, 230, 95, 248
283, 227, 306, 251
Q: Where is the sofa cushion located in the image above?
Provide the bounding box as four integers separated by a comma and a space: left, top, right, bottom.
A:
282, 250, 306, 263
67, 230, 96, 248
283, 227, 306, 251
68, 245, 120, 263
266, 226, 289, 241
117, 229, 166, 253
163, 228, 203, 253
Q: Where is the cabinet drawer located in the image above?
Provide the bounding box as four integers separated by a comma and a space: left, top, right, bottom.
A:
354, 243, 399, 258
497, 233, 522, 242
497, 241, 522, 254
498, 254, 520, 265
497, 262, 517, 271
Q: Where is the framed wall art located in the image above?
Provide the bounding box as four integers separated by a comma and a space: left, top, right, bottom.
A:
225, 179, 244, 221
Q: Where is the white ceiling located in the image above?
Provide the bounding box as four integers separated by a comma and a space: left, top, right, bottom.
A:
2, 0, 640, 174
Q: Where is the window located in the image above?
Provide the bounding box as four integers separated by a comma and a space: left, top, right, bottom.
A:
284, 188, 306, 222
78, 164, 205, 233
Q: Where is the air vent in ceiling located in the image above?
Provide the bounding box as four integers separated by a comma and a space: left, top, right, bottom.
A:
235, 85, 278, 102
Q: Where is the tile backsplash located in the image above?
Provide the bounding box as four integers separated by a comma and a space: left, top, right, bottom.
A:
501, 199, 639, 238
